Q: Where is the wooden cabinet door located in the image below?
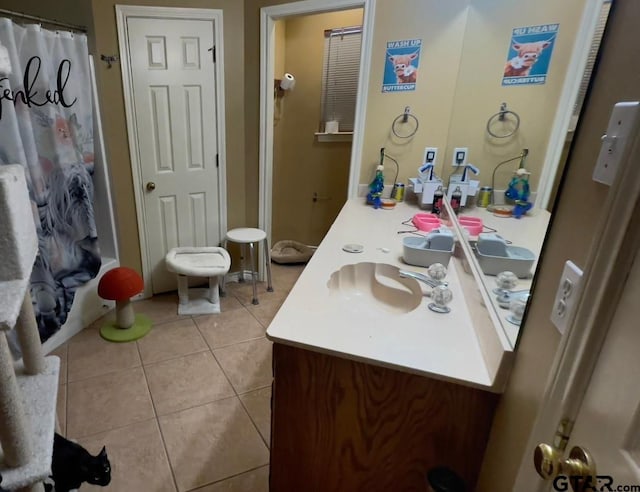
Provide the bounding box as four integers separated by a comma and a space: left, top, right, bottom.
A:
270, 343, 498, 491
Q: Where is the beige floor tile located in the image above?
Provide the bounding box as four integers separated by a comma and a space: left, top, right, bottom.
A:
56, 383, 66, 436
134, 292, 190, 326
67, 336, 140, 383
66, 320, 103, 344
213, 338, 273, 394
159, 398, 269, 491
137, 319, 208, 365
145, 351, 235, 416
225, 280, 288, 307
79, 419, 176, 492
195, 309, 265, 349
66, 367, 155, 438
270, 263, 305, 290
194, 465, 269, 492
245, 297, 284, 328
49, 344, 68, 386
239, 387, 271, 447
219, 294, 244, 312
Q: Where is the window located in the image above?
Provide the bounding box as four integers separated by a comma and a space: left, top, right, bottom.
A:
320, 26, 362, 133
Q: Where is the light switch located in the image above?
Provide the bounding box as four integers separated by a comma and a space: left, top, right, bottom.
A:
593, 101, 640, 185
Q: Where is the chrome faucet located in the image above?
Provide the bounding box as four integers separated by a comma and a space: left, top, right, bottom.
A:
399, 270, 447, 288
496, 289, 529, 308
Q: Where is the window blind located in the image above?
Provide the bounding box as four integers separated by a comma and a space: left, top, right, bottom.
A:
321, 26, 362, 132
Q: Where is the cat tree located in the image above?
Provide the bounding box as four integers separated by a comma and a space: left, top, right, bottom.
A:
0, 165, 60, 492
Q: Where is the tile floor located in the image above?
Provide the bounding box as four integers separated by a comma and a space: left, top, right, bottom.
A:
50, 263, 305, 492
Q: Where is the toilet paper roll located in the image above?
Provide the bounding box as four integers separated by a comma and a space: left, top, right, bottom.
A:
279, 73, 296, 90
324, 120, 339, 133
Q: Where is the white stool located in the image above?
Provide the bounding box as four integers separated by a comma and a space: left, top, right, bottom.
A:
165, 247, 230, 315
223, 228, 273, 305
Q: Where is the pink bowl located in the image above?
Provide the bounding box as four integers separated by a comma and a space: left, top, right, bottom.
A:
412, 213, 442, 232
458, 216, 483, 236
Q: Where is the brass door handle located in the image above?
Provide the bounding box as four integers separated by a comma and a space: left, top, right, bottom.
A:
534, 444, 597, 491
146, 182, 156, 191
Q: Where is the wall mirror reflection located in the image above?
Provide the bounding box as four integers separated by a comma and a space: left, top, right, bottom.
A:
352, 0, 612, 350
415, 0, 611, 348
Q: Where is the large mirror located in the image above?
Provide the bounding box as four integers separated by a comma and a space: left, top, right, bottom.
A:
441, 0, 611, 347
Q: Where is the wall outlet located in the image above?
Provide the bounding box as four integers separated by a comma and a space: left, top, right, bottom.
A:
423, 147, 438, 166
452, 147, 468, 167
550, 260, 583, 335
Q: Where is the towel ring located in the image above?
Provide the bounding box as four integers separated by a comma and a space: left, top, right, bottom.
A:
486, 102, 520, 139
392, 106, 419, 139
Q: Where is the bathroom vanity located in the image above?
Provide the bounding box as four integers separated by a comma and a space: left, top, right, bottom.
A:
266, 199, 518, 490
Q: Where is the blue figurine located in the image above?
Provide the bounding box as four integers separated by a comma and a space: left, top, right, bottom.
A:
505, 168, 532, 219
366, 164, 385, 209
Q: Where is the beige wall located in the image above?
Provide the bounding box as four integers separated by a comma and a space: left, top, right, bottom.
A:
0, 0, 94, 35
446, 0, 586, 191
0, 1, 95, 59
477, 0, 640, 488
272, 9, 362, 245
90, 0, 245, 273
274, 19, 285, 79
360, 0, 470, 185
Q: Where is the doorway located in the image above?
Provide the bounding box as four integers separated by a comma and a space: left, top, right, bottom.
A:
259, 0, 375, 257
116, 6, 227, 295
271, 9, 363, 246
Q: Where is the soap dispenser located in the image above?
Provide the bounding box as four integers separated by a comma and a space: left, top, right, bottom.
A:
367, 150, 385, 209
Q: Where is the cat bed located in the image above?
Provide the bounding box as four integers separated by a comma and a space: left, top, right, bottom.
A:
270, 240, 315, 264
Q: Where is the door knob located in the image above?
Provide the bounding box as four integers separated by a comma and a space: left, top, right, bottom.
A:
146, 182, 156, 191
534, 444, 597, 492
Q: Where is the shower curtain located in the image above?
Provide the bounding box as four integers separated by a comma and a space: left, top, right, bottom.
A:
0, 19, 100, 343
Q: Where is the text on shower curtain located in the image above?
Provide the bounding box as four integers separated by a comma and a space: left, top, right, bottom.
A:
0, 56, 77, 119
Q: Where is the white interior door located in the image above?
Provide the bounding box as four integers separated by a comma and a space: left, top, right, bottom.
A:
127, 16, 220, 294
558, 248, 640, 489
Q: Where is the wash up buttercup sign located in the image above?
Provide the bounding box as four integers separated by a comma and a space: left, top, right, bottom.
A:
383, 39, 422, 92
502, 24, 559, 86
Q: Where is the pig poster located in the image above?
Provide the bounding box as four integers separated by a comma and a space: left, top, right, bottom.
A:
382, 39, 422, 92
503, 24, 559, 86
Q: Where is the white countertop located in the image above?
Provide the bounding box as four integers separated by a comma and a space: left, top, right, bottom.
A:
458, 207, 550, 345
267, 199, 510, 391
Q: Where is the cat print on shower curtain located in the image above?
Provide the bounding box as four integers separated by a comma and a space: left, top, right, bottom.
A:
29, 109, 101, 341
0, 20, 101, 343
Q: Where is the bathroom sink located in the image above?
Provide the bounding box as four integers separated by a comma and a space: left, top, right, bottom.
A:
327, 262, 423, 314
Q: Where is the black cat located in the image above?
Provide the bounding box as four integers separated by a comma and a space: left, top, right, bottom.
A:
44, 433, 111, 492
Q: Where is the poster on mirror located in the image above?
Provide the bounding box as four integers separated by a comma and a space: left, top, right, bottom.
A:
383, 38, 422, 93
502, 24, 559, 86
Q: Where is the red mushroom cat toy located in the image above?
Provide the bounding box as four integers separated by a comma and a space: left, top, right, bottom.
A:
97, 267, 151, 341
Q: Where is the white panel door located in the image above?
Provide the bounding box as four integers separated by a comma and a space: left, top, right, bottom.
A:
557, 249, 640, 490
127, 17, 220, 293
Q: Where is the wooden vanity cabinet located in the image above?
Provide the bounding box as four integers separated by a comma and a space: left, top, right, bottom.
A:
269, 343, 499, 491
